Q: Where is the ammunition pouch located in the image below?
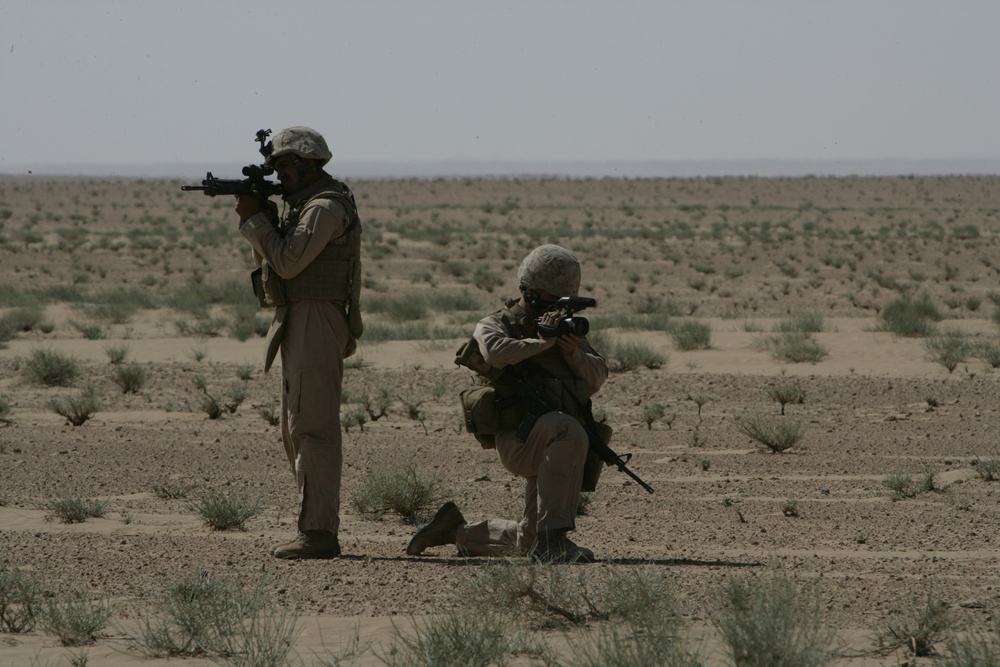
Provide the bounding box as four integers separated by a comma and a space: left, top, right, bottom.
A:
459, 385, 524, 449
454, 337, 503, 381
251, 263, 288, 308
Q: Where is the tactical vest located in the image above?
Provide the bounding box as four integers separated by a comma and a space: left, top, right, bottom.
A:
495, 300, 592, 423
257, 178, 364, 338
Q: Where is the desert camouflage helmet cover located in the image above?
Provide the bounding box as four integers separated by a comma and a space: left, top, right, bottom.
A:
265, 126, 332, 166
517, 244, 581, 297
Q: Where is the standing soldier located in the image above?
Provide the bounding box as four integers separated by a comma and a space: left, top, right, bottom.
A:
407, 245, 607, 562
235, 126, 363, 559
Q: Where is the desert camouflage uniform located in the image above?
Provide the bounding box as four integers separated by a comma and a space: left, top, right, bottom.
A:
240, 174, 359, 538
455, 303, 608, 556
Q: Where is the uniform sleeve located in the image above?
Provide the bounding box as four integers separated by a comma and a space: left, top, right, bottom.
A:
240, 199, 349, 279
474, 312, 609, 395
474, 313, 549, 368
562, 339, 608, 395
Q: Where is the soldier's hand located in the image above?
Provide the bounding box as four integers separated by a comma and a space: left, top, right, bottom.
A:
235, 194, 263, 222
556, 334, 581, 356
535, 311, 562, 350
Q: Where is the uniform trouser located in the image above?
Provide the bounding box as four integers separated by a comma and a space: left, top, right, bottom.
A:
278, 300, 353, 536
456, 411, 588, 556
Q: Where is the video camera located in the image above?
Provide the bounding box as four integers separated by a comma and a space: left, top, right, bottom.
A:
536, 296, 596, 338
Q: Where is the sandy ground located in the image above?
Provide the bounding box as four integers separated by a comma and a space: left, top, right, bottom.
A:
2, 175, 1000, 665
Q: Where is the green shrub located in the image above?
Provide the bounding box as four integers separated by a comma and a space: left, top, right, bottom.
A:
351, 466, 445, 524
472, 267, 503, 293
0, 564, 43, 632
883, 472, 918, 500
568, 619, 703, 667
924, 329, 974, 373
367, 294, 429, 321
457, 559, 589, 626
878, 293, 941, 337
199, 392, 223, 419
49, 384, 101, 426
3, 305, 46, 333
91, 286, 158, 310
41, 592, 114, 646
596, 567, 683, 628
670, 319, 712, 350
766, 384, 805, 415
713, 571, 834, 667
361, 387, 394, 421
176, 316, 229, 338
759, 331, 829, 363
44, 496, 110, 523
640, 402, 666, 430
440, 259, 469, 278
112, 362, 147, 394
228, 314, 259, 342
609, 340, 667, 371
979, 340, 1000, 368
382, 610, 539, 667
359, 321, 451, 342
256, 403, 281, 427
129, 570, 270, 658
24, 348, 82, 386
189, 492, 264, 531
103, 343, 131, 364
736, 414, 804, 453
774, 312, 825, 333
153, 480, 197, 500
0, 316, 16, 348
86, 301, 137, 324
0, 393, 11, 425
874, 593, 952, 657
223, 383, 247, 413
972, 453, 1000, 481
223, 607, 301, 667
427, 291, 482, 312
589, 312, 675, 332
943, 627, 1000, 667
70, 319, 106, 340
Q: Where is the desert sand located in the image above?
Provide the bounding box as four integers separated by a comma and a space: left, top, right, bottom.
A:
1, 174, 1000, 665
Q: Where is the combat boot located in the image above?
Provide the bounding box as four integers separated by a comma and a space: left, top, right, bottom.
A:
272, 530, 341, 559
530, 529, 595, 563
406, 501, 466, 555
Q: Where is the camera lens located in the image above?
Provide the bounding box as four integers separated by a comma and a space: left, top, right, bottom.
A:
559, 317, 589, 337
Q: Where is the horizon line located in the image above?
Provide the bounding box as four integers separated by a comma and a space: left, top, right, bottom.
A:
2, 157, 999, 180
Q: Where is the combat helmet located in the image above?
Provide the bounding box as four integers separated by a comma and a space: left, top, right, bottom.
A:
517, 244, 581, 297
264, 127, 332, 167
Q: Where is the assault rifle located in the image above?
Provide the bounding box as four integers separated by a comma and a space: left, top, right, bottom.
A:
180, 129, 284, 199
499, 367, 655, 494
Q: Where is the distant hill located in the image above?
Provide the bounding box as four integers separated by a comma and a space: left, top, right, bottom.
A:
2, 158, 999, 179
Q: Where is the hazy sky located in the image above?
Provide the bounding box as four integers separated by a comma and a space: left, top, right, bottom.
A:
3, 1, 999, 174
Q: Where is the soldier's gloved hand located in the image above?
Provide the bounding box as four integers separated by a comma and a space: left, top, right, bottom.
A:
235, 194, 262, 224
556, 334, 581, 356
536, 311, 561, 350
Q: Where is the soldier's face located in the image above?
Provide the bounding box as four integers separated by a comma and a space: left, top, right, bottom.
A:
272, 155, 301, 192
